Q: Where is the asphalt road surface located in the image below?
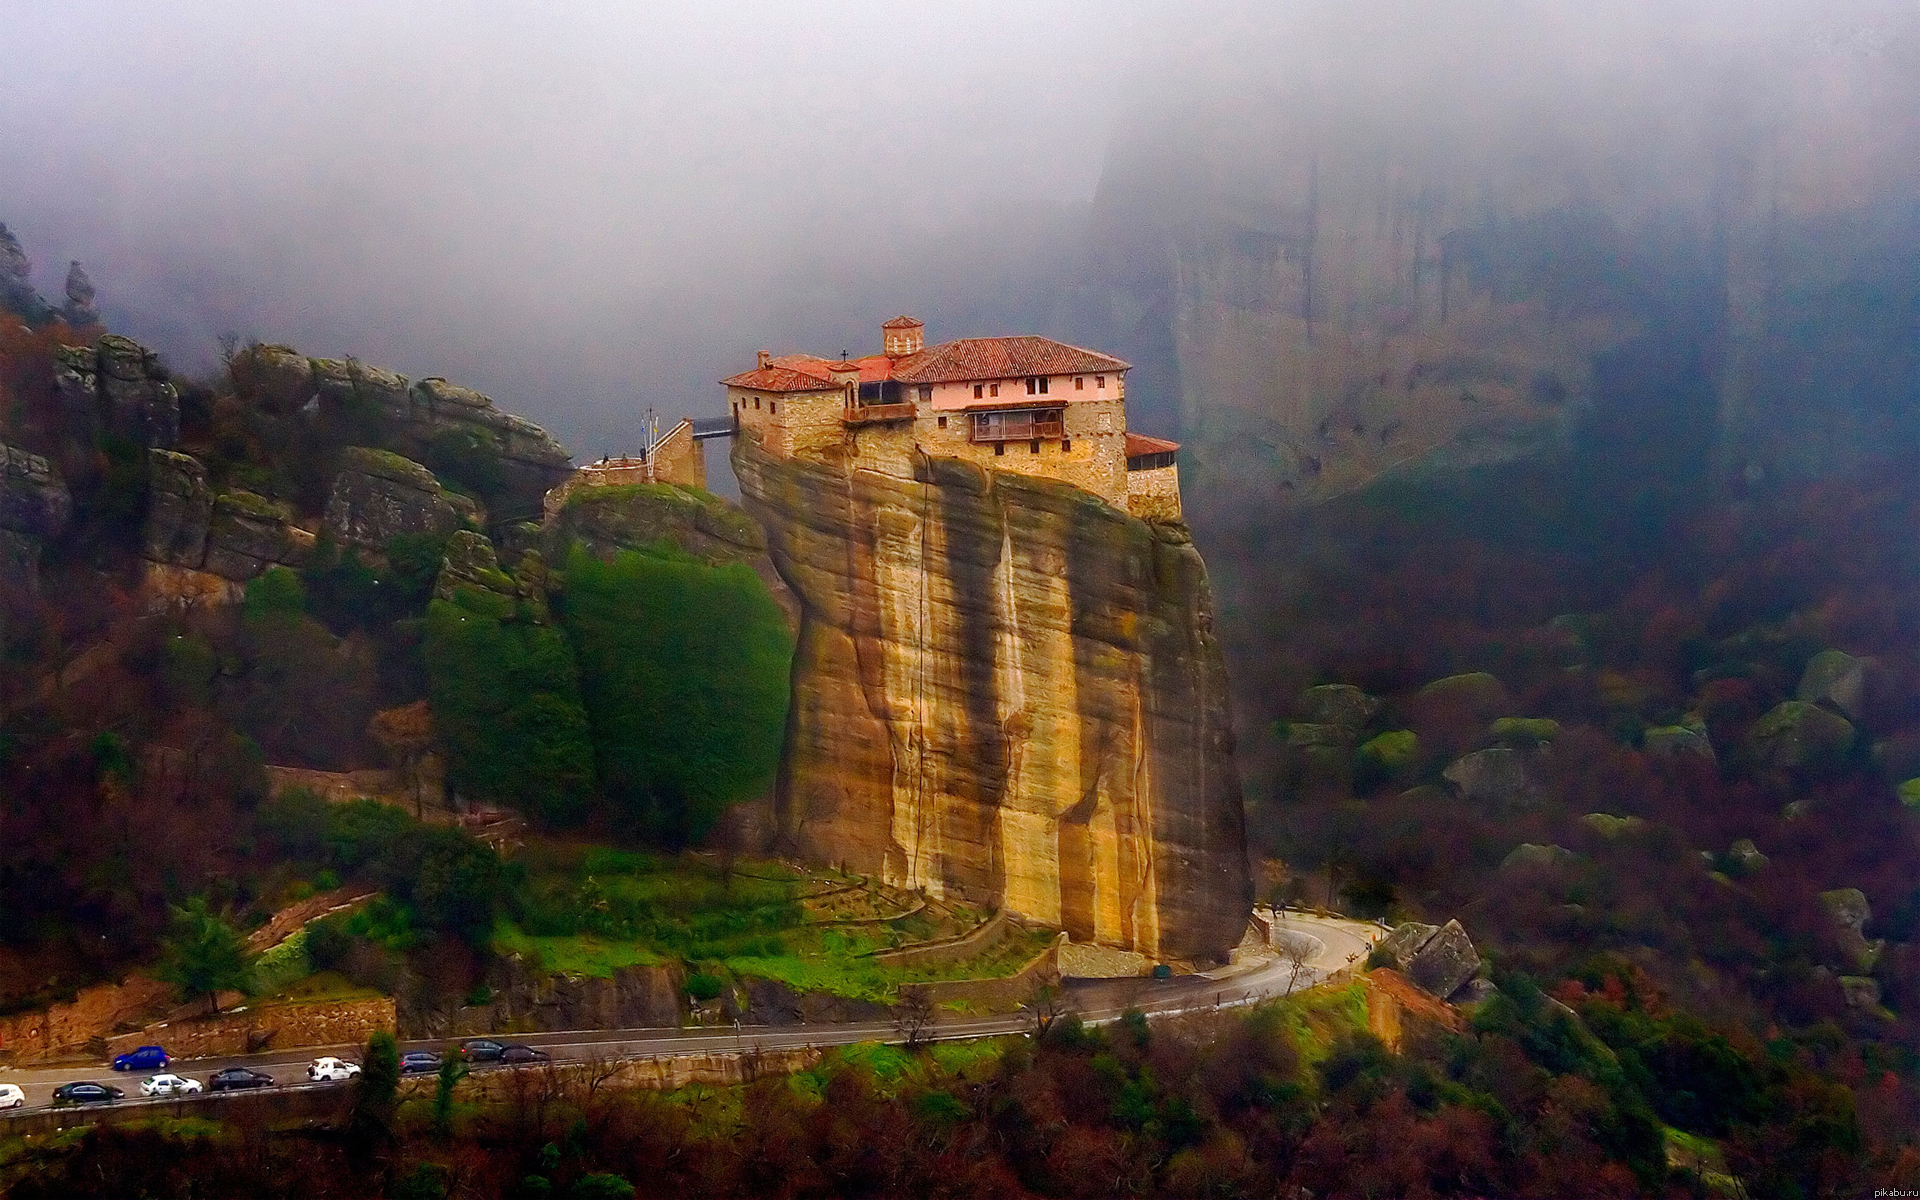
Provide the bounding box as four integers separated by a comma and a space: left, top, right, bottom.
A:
0, 913, 1379, 1115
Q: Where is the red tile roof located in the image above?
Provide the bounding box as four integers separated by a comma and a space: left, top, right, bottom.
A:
891, 336, 1130, 385
1125, 432, 1180, 457
881, 315, 923, 329
718, 364, 844, 393
770, 354, 894, 383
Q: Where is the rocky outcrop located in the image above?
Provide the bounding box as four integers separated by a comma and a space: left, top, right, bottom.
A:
322, 447, 478, 551
1374, 918, 1482, 1001
1298, 683, 1380, 731
0, 442, 71, 591
1443, 747, 1543, 806
0, 223, 39, 319
454, 957, 681, 1037
54, 334, 179, 449
234, 345, 572, 513
140, 448, 313, 586
1797, 650, 1868, 721
62, 261, 99, 328
732, 431, 1250, 961
1748, 701, 1855, 770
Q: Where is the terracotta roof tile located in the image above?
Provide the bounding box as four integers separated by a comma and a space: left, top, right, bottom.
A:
890, 337, 1130, 385
770, 353, 895, 384
1125, 432, 1180, 457
718, 364, 844, 393
881, 315, 923, 329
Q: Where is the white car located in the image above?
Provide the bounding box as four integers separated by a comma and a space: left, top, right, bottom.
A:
140, 1073, 203, 1097
306, 1057, 361, 1083
0, 1084, 23, 1109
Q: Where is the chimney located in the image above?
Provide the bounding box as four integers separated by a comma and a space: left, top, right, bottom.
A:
881, 315, 924, 359
757, 349, 771, 370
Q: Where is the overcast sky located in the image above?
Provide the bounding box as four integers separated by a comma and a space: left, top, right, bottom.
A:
3, 1, 1912, 458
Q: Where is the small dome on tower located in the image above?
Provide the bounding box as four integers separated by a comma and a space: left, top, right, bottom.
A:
881, 316, 924, 358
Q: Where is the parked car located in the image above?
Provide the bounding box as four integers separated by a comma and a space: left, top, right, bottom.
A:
457, 1038, 506, 1062
208, 1067, 275, 1092
0, 1084, 24, 1109
52, 1082, 123, 1105
306, 1057, 361, 1083
111, 1045, 171, 1072
140, 1073, 204, 1098
399, 1051, 442, 1075
499, 1044, 551, 1065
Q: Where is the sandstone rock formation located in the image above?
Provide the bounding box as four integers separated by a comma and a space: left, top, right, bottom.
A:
732, 431, 1250, 961
233, 345, 571, 514
322, 447, 478, 551
54, 334, 179, 449
62, 261, 99, 328
140, 448, 313, 587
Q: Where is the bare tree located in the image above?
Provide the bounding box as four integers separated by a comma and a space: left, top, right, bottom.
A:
893, 983, 935, 1050
1020, 980, 1070, 1039
1282, 934, 1315, 998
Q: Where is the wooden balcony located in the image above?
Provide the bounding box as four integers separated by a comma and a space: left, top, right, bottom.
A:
970, 410, 1064, 442
843, 402, 917, 425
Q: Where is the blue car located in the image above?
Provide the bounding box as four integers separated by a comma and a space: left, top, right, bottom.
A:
111, 1045, 171, 1072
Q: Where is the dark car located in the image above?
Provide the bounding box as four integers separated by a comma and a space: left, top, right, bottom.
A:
458, 1038, 505, 1062
399, 1051, 442, 1075
208, 1067, 275, 1092
52, 1082, 124, 1105
499, 1044, 551, 1065
111, 1045, 170, 1072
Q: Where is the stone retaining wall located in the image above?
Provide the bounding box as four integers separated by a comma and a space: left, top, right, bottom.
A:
105, 996, 396, 1060
866, 909, 1016, 969
0, 976, 172, 1062
921, 934, 1064, 1012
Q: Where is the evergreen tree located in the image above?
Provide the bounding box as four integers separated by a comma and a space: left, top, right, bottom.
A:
155, 897, 252, 1015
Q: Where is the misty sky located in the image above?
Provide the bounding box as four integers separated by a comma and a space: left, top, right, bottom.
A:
4, 1, 1913, 461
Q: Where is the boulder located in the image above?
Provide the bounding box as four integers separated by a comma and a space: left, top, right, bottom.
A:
1443, 746, 1542, 805
143, 450, 213, 566
1581, 812, 1647, 838
1376, 919, 1482, 1001
322, 447, 478, 551
1726, 838, 1768, 874
1819, 887, 1871, 937
1490, 716, 1560, 746
1454, 978, 1498, 1006
1840, 975, 1882, 1011
202, 492, 313, 580
1299, 683, 1380, 731
1358, 730, 1420, 778
1501, 843, 1575, 871
1418, 671, 1509, 716
1797, 649, 1868, 721
1748, 701, 1855, 770
0, 222, 50, 321
1644, 723, 1716, 761
1900, 779, 1920, 810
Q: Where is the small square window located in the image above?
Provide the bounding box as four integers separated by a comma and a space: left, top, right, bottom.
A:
990, 383, 999, 397
1062, 438, 1071, 452
755, 396, 762, 409
1096, 375, 1106, 389
918, 385, 932, 402
994, 442, 1005, 456
769, 402, 777, 415
1074, 377, 1084, 390
937, 415, 947, 429
973, 384, 983, 399
1029, 439, 1040, 454
1038, 377, 1049, 394
1026, 377, 1037, 395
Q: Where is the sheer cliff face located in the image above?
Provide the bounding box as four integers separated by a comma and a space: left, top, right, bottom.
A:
733, 432, 1250, 961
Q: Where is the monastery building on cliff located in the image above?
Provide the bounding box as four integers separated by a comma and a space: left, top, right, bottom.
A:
722, 317, 1182, 521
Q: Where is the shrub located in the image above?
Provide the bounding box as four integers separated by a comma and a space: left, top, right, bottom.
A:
684, 973, 724, 1002
560, 546, 792, 846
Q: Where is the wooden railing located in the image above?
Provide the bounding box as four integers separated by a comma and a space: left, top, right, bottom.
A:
971, 414, 1064, 442
843, 402, 917, 425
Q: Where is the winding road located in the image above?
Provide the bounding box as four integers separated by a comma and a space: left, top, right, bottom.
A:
0, 913, 1379, 1115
